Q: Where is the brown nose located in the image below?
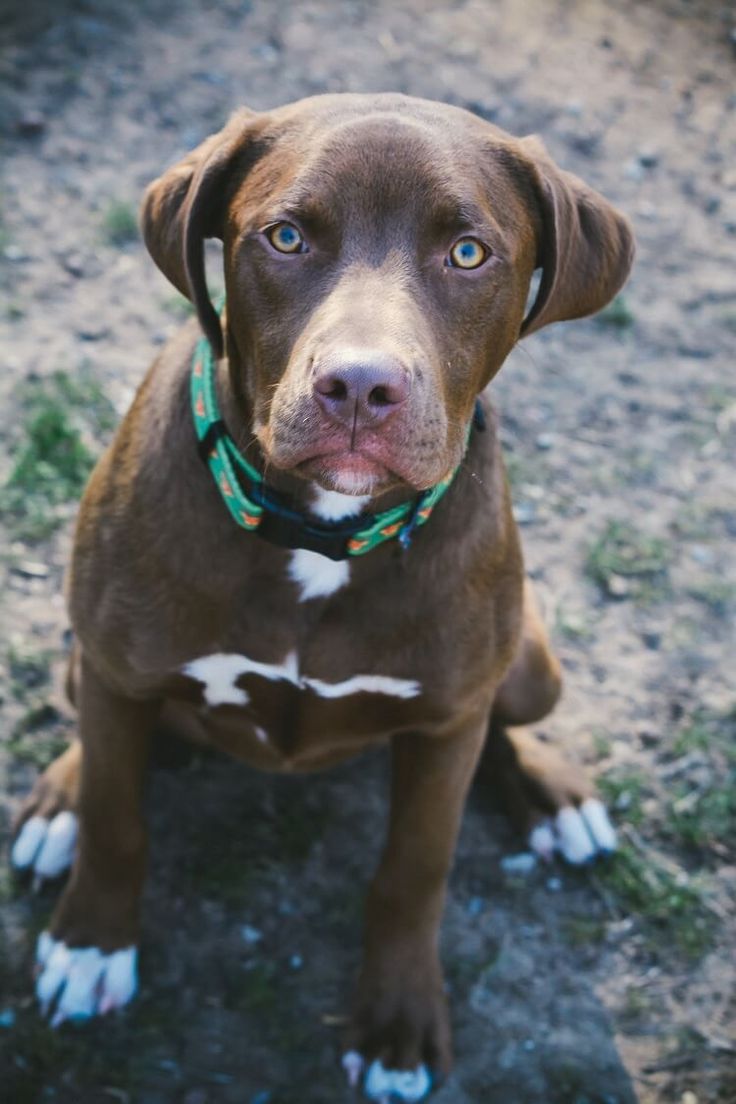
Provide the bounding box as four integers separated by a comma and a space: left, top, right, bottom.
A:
312, 354, 410, 428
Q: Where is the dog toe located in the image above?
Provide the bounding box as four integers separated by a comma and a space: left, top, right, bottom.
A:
579, 797, 617, 854
35, 932, 137, 1025
361, 1058, 433, 1102
12, 811, 78, 883
11, 815, 49, 870
555, 806, 598, 864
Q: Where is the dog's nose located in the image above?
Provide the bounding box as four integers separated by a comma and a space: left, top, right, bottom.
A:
312, 355, 410, 427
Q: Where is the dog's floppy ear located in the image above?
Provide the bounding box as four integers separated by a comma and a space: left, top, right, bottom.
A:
517, 136, 635, 338
141, 109, 264, 358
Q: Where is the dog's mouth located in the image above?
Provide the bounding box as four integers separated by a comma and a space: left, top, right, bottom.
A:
296, 449, 395, 496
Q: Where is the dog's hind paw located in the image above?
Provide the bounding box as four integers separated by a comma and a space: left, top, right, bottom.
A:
529, 798, 617, 865
35, 932, 137, 1026
12, 812, 78, 884
343, 1053, 432, 1102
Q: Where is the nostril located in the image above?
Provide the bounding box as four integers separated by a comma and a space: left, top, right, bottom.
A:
315, 375, 348, 402
368, 385, 391, 407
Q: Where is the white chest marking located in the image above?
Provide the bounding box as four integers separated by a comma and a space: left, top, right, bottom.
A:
182, 651, 420, 704
306, 674, 420, 699
289, 549, 350, 601
183, 652, 299, 706
288, 487, 372, 602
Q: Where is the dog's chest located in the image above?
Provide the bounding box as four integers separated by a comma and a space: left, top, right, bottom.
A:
172, 645, 428, 769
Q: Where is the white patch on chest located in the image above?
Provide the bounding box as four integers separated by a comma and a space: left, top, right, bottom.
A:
289, 549, 350, 601
182, 650, 420, 704
305, 674, 420, 699
183, 651, 300, 706
309, 487, 371, 521
288, 487, 372, 602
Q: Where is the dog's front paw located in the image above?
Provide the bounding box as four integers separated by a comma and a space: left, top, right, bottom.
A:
35, 931, 138, 1027
343, 959, 449, 1101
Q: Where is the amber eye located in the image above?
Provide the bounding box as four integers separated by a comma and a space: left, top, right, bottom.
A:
267, 222, 305, 254
447, 237, 488, 269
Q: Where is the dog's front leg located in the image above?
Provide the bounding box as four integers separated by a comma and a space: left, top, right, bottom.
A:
345, 715, 487, 1100
34, 652, 159, 1026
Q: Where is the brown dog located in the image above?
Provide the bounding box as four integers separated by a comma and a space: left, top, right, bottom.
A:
11, 94, 633, 1100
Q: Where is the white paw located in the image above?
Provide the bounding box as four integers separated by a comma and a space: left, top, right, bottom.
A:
12, 812, 78, 882
529, 799, 617, 865
35, 931, 137, 1026
342, 1053, 432, 1101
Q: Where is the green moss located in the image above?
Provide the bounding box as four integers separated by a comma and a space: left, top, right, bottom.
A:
594, 294, 635, 330
0, 368, 115, 540
101, 199, 139, 245
598, 770, 647, 827
597, 844, 713, 958
585, 520, 671, 598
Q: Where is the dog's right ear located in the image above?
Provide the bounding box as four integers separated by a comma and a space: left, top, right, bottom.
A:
141, 109, 264, 359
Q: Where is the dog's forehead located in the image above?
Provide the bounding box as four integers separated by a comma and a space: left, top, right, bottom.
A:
250, 97, 504, 224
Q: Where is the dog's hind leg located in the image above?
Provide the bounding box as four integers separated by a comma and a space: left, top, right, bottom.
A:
484, 580, 617, 864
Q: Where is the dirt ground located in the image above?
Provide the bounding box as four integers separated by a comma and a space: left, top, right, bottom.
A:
0, 1, 735, 1101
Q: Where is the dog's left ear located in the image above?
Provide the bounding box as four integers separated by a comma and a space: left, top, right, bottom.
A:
517, 136, 635, 337
141, 109, 266, 358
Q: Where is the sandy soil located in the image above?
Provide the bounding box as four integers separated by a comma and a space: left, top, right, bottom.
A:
0, 1, 735, 1101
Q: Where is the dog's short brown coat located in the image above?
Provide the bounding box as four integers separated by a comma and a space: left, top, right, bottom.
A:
15, 93, 633, 1082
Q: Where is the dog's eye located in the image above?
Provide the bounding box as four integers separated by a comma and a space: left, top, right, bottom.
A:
447, 237, 488, 270
267, 222, 306, 254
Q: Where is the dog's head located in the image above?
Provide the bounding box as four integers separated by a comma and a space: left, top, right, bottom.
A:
143, 94, 634, 496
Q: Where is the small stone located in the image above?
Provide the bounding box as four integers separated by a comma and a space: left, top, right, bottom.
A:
546, 877, 562, 892
61, 252, 86, 277
3, 245, 29, 262
501, 853, 537, 876
624, 159, 645, 182
17, 110, 46, 136
641, 631, 661, 651
12, 561, 49, 580
606, 574, 631, 599
523, 1038, 536, 1052
76, 325, 109, 341
637, 148, 659, 168
240, 924, 263, 946
535, 432, 555, 450
681, 1093, 698, 1104
513, 502, 536, 525
289, 954, 303, 970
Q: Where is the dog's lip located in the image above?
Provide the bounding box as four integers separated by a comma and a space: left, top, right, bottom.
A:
297, 449, 393, 481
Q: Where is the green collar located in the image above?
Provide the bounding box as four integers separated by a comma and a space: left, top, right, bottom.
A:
191, 330, 477, 561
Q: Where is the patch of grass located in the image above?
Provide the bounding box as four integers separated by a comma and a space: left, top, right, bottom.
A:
595, 294, 635, 330
561, 916, 606, 946
101, 199, 139, 245
503, 449, 546, 492
666, 708, 736, 855
585, 520, 671, 599
162, 292, 195, 319
688, 579, 736, 617
598, 770, 647, 827
7, 643, 51, 694
597, 843, 713, 958
591, 729, 612, 760
0, 368, 115, 540
8, 706, 68, 768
